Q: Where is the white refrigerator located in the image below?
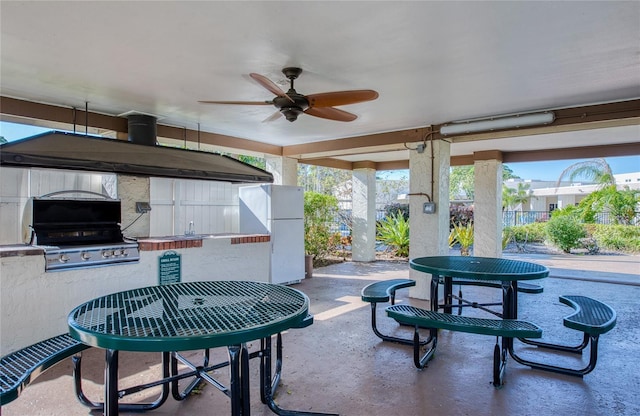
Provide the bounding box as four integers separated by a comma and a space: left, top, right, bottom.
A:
239, 185, 305, 285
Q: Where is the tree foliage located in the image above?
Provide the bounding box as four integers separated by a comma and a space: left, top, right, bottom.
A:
577, 185, 640, 225
502, 182, 531, 211
555, 158, 615, 188
450, 164, 519, 200
377, 171, 409, 207
502, 165, 519, 180
236, 155, 266, 169
450, 166, 475, 200
298, 164, 352, 198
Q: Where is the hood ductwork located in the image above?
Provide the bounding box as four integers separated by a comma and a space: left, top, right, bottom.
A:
0, 115, 273, 183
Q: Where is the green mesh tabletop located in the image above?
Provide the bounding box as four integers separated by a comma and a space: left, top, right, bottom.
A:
68, 281, 310, 352
410, 256, 548, 282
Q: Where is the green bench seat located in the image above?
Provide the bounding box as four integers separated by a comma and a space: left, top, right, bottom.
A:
561, 295, 616, 335
511, 295, 617, 377
0, 334, 90, 406
361, 279, 418, 345
386, 304, 542, 387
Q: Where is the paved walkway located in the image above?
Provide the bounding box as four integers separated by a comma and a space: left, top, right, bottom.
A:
504, 251, 640, 286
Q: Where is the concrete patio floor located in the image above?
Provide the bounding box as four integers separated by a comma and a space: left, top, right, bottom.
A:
2, 253, 639, 416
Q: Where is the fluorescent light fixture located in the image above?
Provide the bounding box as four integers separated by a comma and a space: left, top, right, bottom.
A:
440, 111, 555, 136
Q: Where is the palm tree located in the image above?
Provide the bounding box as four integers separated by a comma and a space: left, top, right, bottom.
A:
555, 158, 614, 189
502, 182, 531, 211
555, 158, 639, 225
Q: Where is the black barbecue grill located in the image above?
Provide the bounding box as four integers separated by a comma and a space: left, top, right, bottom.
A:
24, 193, 140, 271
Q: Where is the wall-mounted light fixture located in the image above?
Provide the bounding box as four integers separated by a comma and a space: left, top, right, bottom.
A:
440, 111, 555, 136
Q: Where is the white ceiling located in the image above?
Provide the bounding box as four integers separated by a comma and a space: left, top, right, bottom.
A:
1, 1, 639, 162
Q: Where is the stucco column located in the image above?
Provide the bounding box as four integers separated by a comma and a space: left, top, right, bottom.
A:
265, 156, 298, 186
352, 163, 377, 262
117, 175, 151, 238
409, 139, 450, 300
473, 152, 503, 258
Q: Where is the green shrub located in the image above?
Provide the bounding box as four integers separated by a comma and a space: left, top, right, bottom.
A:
502, 228, 514, 250
304, 192, 341, 262
376, 212, 410, 257
451, 222, 474, 256
383, 203, 409, 221
450, 205, 474, 228
506, 223, 546, 244
589, 224, 640, 253
546, 215, 587, 253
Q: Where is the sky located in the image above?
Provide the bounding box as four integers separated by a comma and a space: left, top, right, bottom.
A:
1, 121, 638, 181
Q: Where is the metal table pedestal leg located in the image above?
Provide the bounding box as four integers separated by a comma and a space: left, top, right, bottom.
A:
105, 349, 118, 416
228, 345, 250, 416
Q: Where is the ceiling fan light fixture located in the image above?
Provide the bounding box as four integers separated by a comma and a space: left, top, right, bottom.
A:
440, 111, 555, 136
281, 107, 303, 122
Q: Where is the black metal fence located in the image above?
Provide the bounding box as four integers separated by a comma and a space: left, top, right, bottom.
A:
502, 210, 640, 226
334, 209, 640, 236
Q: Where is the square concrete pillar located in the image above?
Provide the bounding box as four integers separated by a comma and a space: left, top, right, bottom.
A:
118, 175, 151, 238
265, 156, 298, 186
408, 139, 450, 300
352, 164, 377, 262
474, 156, 503, 258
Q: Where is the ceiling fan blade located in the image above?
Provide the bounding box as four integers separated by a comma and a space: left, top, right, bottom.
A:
198, 100, 272, 105
306, 90, 379, 108
305, 107, 357, 122
249, 73, 295, 103
262, 111, 283, 123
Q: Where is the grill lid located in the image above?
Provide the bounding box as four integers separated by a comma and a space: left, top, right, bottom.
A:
25, 197, 125, 246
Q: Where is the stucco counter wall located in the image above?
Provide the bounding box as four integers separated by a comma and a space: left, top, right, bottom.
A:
0, 233, 270, 354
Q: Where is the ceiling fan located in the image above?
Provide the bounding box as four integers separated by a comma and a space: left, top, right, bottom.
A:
199, 67, 379, 122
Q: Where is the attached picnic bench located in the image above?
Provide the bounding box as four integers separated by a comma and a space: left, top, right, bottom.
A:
385, 295, 616, 387
510, 295, 617, 377
361, 279, 420, 345
0, 333, 165, 412
386, 304, 542, 387
0, 333, 89, 406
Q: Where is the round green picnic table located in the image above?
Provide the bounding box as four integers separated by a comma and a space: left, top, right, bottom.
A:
68, 280, 315, 416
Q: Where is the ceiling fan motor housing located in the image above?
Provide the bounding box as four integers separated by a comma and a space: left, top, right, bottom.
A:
274, 92, 309, 122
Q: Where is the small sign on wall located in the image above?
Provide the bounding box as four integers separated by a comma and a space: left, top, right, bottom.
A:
159, 250, 181, 285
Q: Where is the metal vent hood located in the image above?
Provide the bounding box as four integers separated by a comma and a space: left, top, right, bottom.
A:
0, 116, 273, 183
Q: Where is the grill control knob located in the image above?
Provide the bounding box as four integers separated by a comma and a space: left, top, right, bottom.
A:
102, 250, 114, 258
114, 249, 125, 256
81, 252, 92, 260
59, 254, 70, 263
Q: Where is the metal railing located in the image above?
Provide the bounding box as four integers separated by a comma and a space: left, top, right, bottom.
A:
502, 211, 640, 226
333, 209, 640, 236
